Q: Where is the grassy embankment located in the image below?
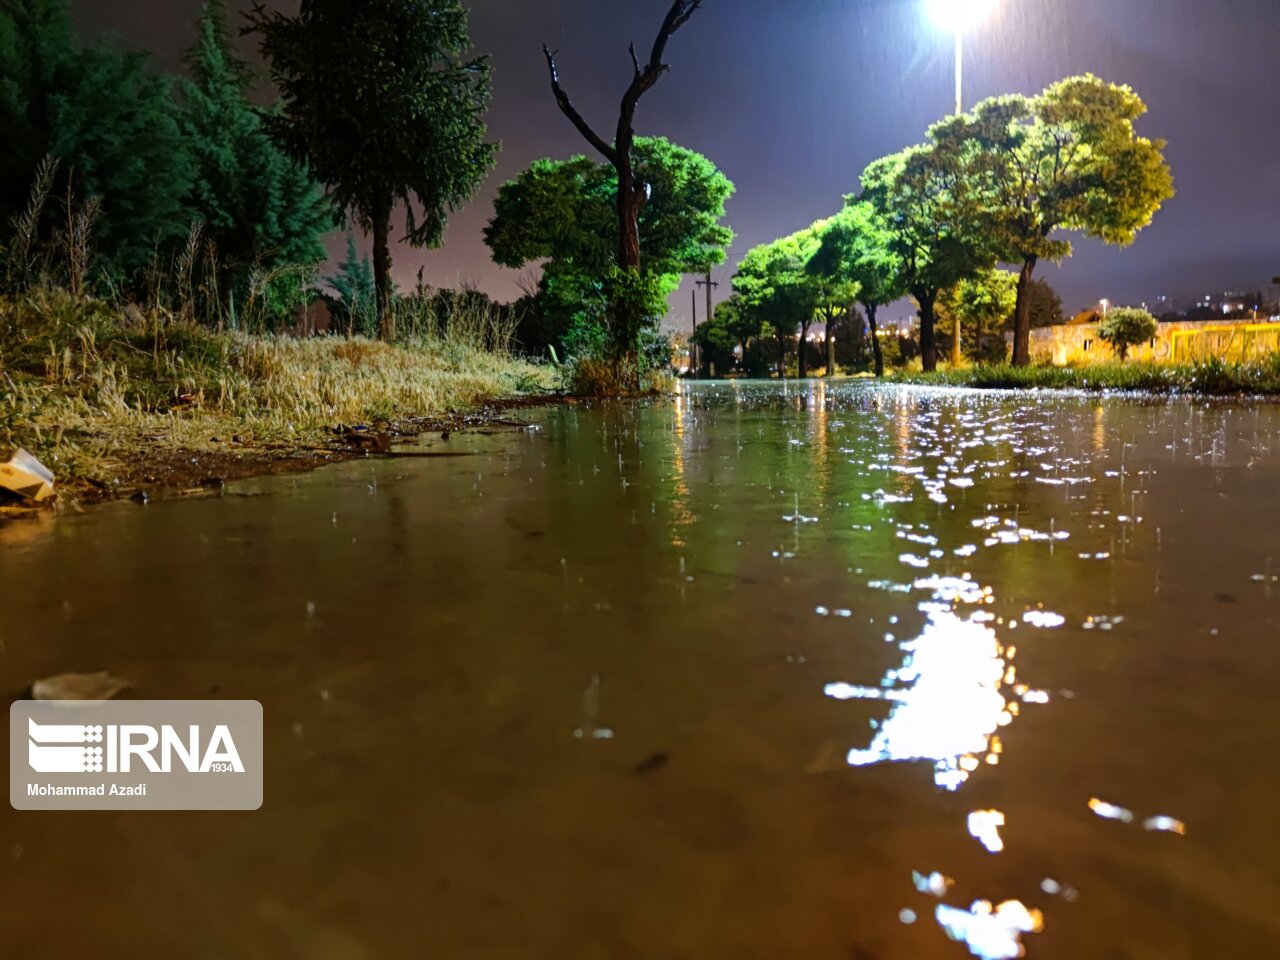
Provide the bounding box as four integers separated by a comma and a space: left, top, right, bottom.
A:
0, 288, 556, 498
893, 357, 1280, 396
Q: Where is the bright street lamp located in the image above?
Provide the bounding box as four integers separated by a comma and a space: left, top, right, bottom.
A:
926, 0, 998, 115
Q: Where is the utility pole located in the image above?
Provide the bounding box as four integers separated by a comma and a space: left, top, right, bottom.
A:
690, 288, 699, 377
696, 272, 719, 375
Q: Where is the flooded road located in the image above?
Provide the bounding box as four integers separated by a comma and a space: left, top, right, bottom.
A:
3, 380, 1280, 958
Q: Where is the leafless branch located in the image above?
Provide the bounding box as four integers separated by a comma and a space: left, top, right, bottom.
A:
619, 0, 702, 133
541, 45, 618, 164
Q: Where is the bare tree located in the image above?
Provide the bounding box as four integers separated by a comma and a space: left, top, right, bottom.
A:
542, 0, 703, 353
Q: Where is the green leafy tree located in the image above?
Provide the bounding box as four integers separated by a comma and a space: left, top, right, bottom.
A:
540, 0, 703, 365
0, 0, 194, 279
485, 137, 733, 357
733, 225, 825, 377
486, 139, 733, 283
326, 234, 377, 337
180, 1, 332, 313
247, 0, 498, 339
934, 74, 1174, 365
805, 225, 860, 377
860, 147, 989, 372
1097, 306, 1157, 361
938, 269, 1018, 364
809, 201, 905, 377
690, 298, 742, 376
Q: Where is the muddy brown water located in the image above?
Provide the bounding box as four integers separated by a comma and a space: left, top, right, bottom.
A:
2, 380, 1279, 958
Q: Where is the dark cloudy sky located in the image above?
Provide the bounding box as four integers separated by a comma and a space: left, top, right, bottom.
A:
75, 0, 1280, 324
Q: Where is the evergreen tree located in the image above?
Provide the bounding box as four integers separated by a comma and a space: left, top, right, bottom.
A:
247, 0, 498, 338
0, 0, 194, 279
326, 234, 377, 337
180, 1, 332, 308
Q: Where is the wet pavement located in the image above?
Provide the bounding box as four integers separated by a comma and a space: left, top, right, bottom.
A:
2, 380, 1279, 958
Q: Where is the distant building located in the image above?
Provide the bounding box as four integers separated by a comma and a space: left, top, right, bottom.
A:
1030, 316, 1280, 366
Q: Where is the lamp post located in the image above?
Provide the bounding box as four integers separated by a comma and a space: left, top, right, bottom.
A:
927, 0, 998, 115
928, 0, 998, 365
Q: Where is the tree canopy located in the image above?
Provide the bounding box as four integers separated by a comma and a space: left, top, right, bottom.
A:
485, 137, 733, 359
1098, 306, 1158, 361
860, 146, 991, 371
937, 268, 1018, 363
0, 0, 194, 278
485, 137, 733, 283
809, 201, 905, 376
732, 223, 828, 376
247, 0, 498, 336
933, 74, 1174, 364
539, 0, 704, 371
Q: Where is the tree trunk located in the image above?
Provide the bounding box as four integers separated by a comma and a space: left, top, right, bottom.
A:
541, 1, 703, 374
798, 320, 811, 378
1012, 255, 1038, 366
618, 181, 643, 272
917, 288, 939, 373
951, 304, 963, 366
776, 328, 786, 377
372, 207, 394, 341
865, 302, 884, 378
826, 310, 836, 377
609, 180, 647, 363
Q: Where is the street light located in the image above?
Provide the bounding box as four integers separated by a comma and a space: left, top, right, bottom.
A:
926, 0, 998, 116
929, 0, 998, 366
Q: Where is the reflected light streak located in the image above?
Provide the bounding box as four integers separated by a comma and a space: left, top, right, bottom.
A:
667, 392, 696, 545
835, 608, 1014, 790
936, 900, 1044, 960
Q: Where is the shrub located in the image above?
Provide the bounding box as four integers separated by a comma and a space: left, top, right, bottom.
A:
1097, 307, 1158, 361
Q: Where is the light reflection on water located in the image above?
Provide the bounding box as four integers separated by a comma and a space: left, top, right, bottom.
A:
826, 602, 1020, 792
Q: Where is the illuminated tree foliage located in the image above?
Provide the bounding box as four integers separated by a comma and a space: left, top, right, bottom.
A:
934, 74, 1174, 365
485, 137, 733, 357
1097, 306, 1157, 361
732, 224, 830, 377
809, 201, 905, 377
937, 268, 1018, 363
860, 147, 989, 372
540, 0, 703, 365
247, 0, 497, 338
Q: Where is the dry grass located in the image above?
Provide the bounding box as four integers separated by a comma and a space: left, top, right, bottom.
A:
564, 355, 676, 397
0, 288, 556, 484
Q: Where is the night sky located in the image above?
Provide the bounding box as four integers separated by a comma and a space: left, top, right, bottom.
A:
75, 0, 1280, 325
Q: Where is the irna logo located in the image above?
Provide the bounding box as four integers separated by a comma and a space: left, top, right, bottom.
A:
27, 718, 244, 775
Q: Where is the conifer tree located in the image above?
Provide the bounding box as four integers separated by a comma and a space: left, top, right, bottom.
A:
326, 234, 377, 337
0, 0, 193, 279
247, 0, 497, 339
180, 1, 332, 305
